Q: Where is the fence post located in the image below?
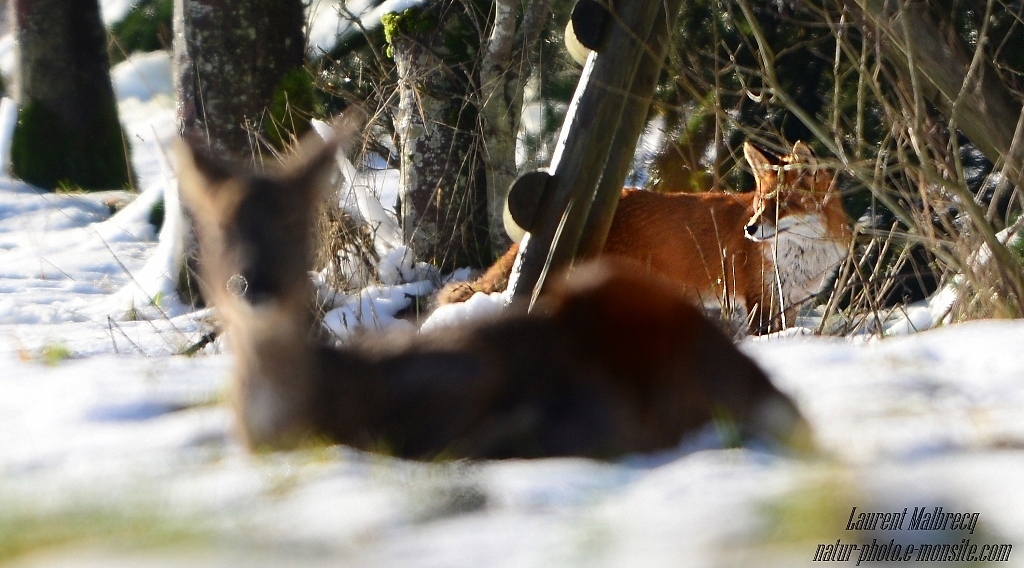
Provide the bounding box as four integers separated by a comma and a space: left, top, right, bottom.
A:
508, 0, 683, 310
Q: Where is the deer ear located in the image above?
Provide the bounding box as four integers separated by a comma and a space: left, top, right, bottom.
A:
282, 134, 340, 205
176, 137, 232, 184
743, 142, 773, 178
175, 138, 232, 217
284, 107, 364, 203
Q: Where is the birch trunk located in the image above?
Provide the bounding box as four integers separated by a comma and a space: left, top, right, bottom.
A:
390, 3, 491, 271
479, 0, 552, 254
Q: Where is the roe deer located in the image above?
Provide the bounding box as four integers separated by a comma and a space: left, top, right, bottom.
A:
177, 134, 810, 459
439, 142, 852, 334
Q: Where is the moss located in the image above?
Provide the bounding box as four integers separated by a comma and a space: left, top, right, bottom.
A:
109, 0, 173, 63
265, 67, 317, 149
383, 5, 478, 62
11, 98, 134, 192
382, 8, 438, 41
381, 14, 398, 57
382, 8, 439, 58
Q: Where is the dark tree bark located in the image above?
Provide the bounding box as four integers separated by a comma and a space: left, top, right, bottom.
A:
173, 0, 308, 305
387, 3, 493, 272
11, 0, 133, 191
174, 0, 307, 163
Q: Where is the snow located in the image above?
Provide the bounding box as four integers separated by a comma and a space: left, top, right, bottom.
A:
420, 291, 506, 333
100, 0, 143, 27
322, 281, 433, 339
0, 25, 1023, 568
306, 0, 432, 54
111, 51, 175, 104
0, 97, 17, 173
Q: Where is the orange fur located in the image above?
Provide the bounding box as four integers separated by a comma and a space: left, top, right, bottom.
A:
438, 142, 852, 333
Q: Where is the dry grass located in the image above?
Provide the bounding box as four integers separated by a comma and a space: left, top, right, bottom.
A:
313, 199, 378, 293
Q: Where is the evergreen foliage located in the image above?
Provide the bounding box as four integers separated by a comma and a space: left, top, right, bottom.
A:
109, 0, 173, 63
148, 198, 165, 231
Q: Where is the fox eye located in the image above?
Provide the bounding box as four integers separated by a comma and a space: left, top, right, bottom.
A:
226, 274, 249, 297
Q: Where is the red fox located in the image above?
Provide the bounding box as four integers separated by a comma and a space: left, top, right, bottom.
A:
176, 133, 810, 459
440, 142, 852, 333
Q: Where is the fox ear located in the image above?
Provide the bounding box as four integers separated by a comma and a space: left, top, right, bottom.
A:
791, 141, 817, 166
743, 142, 773, 178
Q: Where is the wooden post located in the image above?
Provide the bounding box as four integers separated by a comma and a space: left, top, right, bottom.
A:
576, 4, 679, 260
508, 0, 683, 309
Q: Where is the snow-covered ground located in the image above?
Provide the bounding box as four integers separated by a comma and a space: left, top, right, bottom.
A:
2, 49, 1024, 567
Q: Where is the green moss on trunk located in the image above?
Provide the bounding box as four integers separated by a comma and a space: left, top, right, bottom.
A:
265, 67, 316, 149
382, 9, 439, 58
11, 97, 133, 191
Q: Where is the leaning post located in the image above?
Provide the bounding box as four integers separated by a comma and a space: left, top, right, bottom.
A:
508, 0, 684, 310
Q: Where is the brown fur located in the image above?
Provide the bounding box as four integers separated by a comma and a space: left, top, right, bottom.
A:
177, 134, 810, 459
439, 244, 520, 304
438, 142, 852, 334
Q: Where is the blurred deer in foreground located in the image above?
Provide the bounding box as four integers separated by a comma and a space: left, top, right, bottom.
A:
176, 128, 810, 459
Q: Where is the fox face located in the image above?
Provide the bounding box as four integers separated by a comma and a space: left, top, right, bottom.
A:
741, 141, 851, 323
743, 141, 847, 244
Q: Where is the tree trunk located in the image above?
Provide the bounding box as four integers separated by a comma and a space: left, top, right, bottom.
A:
479, 0, 552, 255
173, 0, 308, 305
388, 3, 492, 272
174, 0, 308, 163
11, 0, 133, 191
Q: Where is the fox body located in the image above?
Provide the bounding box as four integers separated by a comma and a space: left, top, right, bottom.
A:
441, 142, 852, 333
177, 133, 808, 459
